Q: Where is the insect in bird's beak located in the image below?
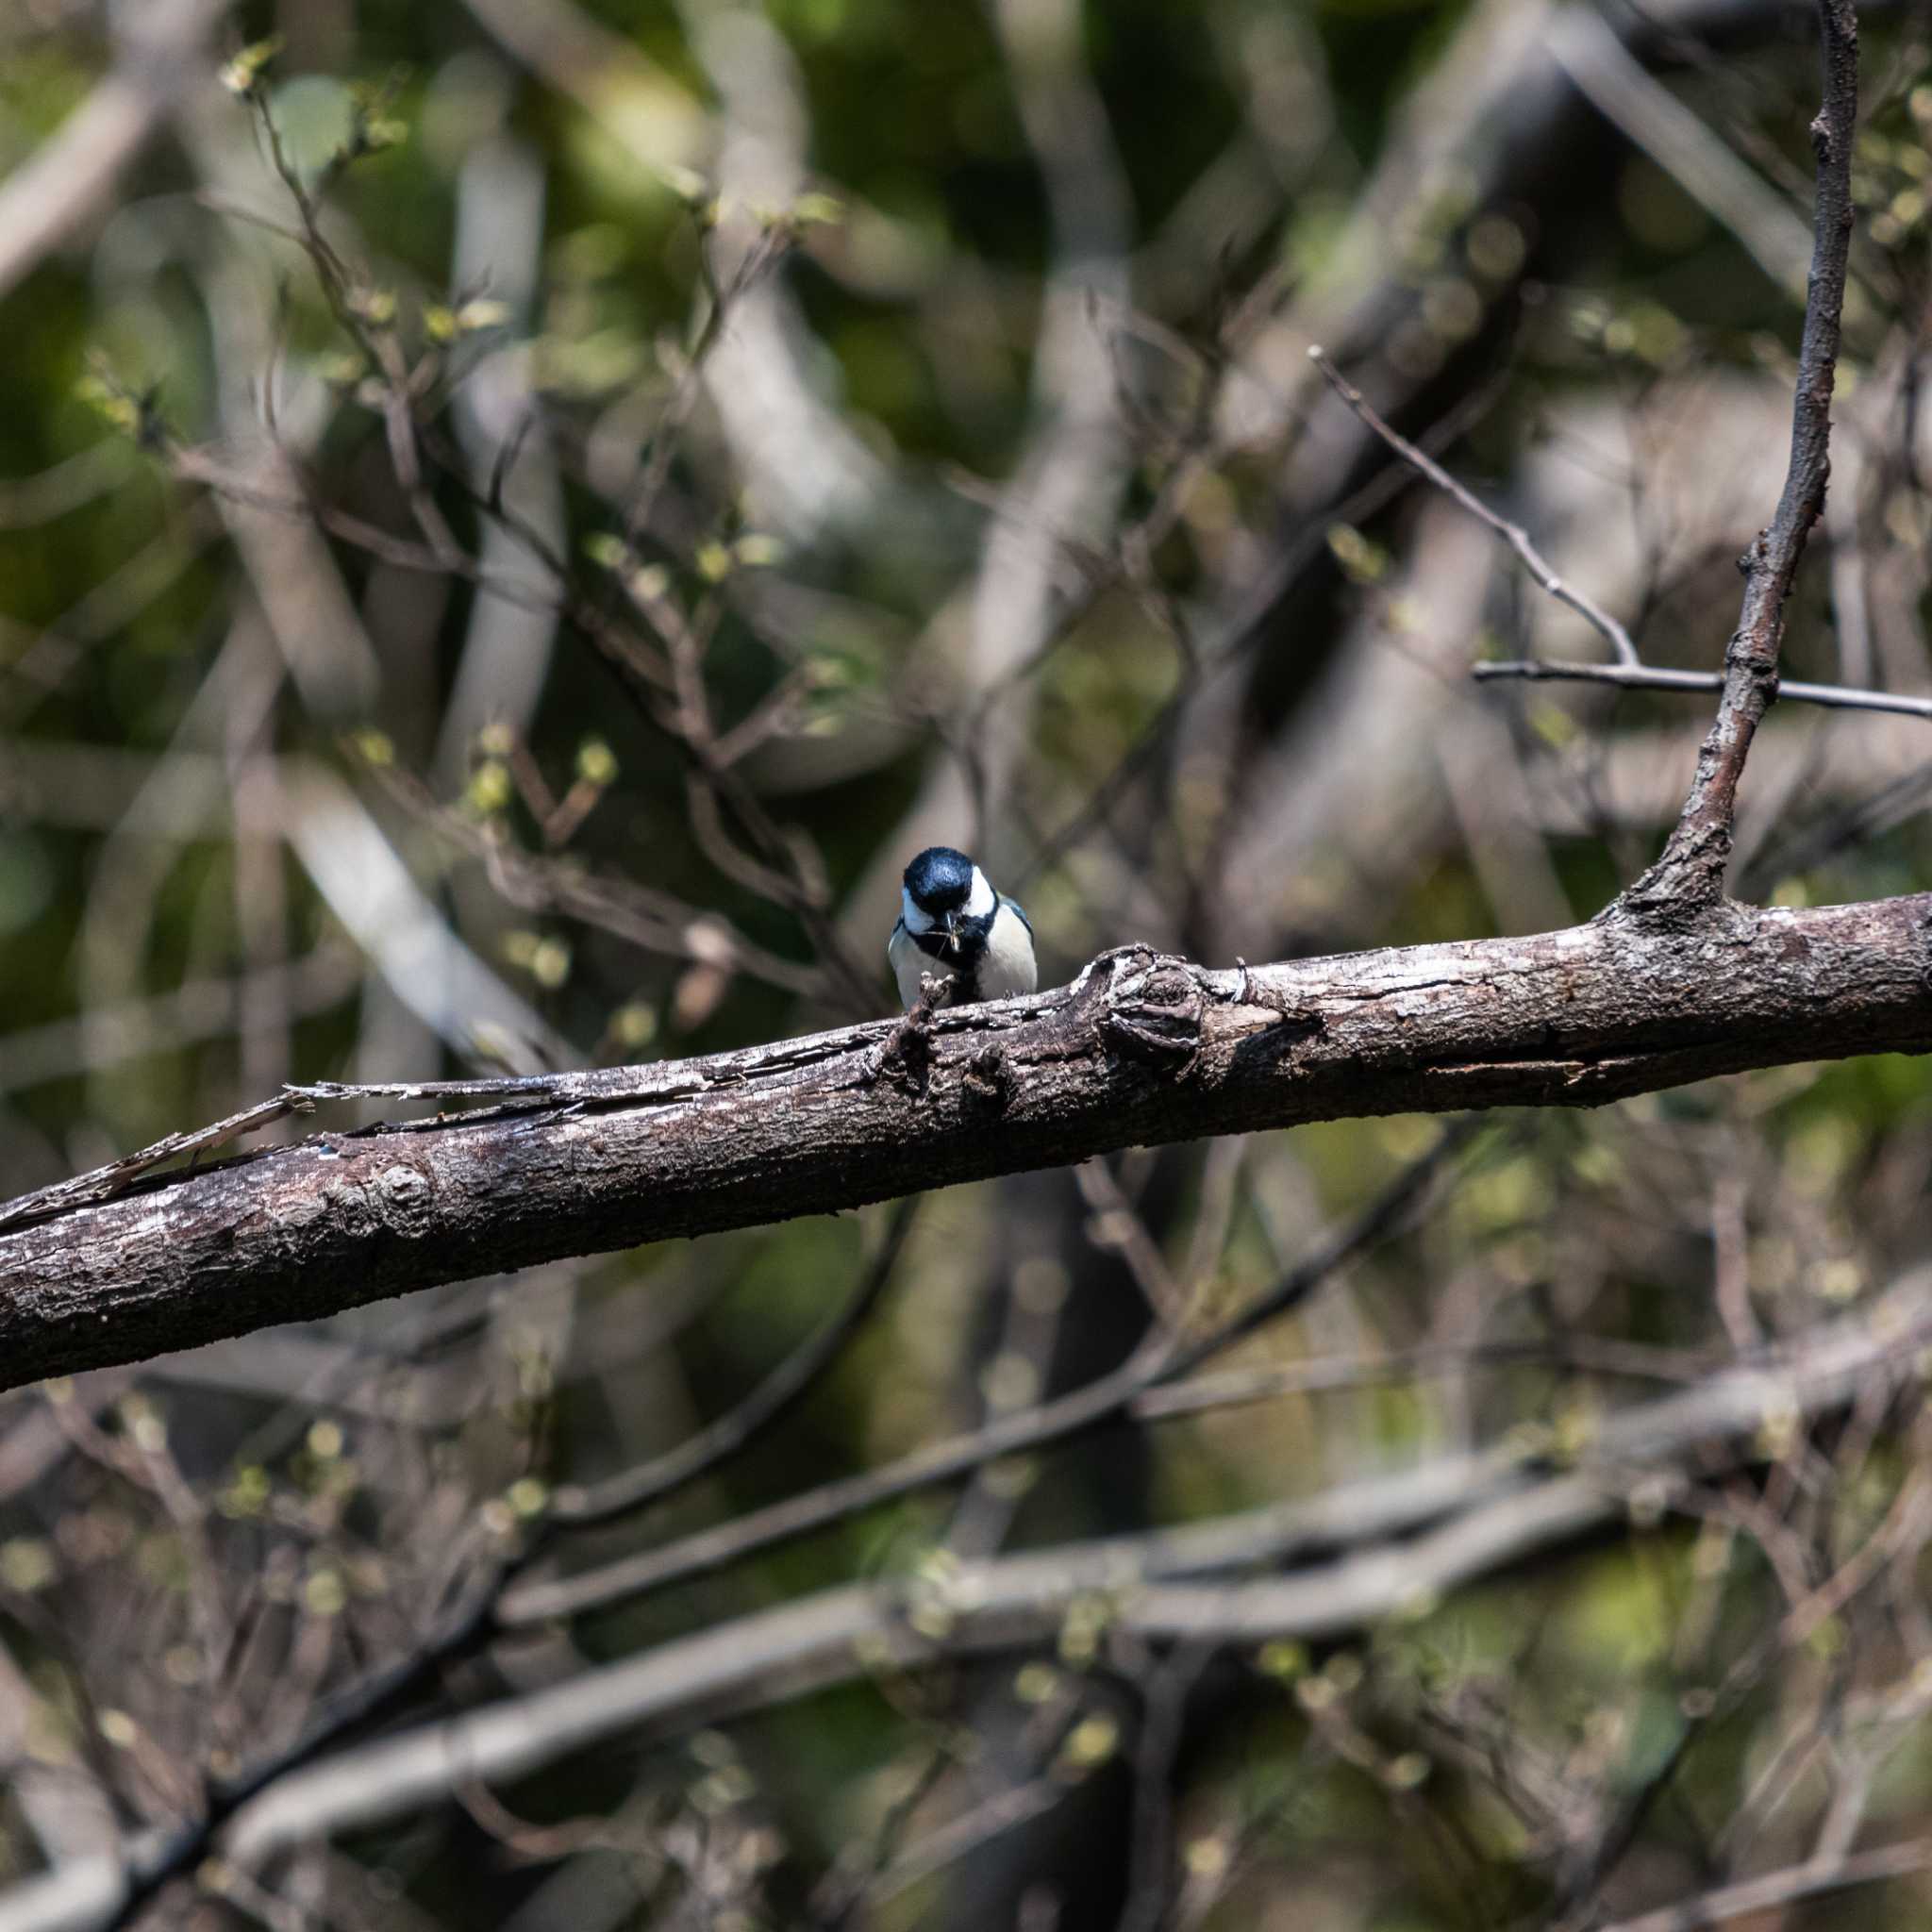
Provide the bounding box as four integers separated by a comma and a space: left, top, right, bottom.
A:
942, 910, 960, 952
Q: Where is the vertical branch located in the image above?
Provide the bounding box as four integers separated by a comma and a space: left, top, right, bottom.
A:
1622, 0, 1859, 919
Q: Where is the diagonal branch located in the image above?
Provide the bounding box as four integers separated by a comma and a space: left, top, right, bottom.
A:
2, 897, 1929, 1392
1306, 345, 1642, 668
552, 1192, 921, 1525
1624, 0, 1860, 914
1593, 1838, 1932, 1932
508, 1128, 1467, 1621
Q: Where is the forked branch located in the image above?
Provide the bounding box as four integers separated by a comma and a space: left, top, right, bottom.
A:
1313, 0, 1869, 917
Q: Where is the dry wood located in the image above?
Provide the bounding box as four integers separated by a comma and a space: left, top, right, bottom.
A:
4, 896, 1928, 1391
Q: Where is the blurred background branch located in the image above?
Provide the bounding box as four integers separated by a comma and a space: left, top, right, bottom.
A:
5, 0, 1932, 1926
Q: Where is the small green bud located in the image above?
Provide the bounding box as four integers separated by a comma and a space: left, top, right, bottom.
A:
733, 533, 784, 568
575, 738, 618, 786
348, 287, 397, 327
455, 298, 511, 333
220, 36, 284, 97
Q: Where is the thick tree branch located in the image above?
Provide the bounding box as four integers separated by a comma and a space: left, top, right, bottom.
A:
3, 899, 1929, 1391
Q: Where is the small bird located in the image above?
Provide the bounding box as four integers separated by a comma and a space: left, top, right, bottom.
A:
889, 846, 1037, 1010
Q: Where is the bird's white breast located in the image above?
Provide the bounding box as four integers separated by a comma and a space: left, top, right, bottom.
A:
888, 900, 1036, 1009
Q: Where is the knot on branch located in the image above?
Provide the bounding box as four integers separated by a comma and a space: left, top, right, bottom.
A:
863, 976, 942, 1094
961, 1044, 1013, 1113
373, 1162, 435, 1231
1089, 946, 1207, 1076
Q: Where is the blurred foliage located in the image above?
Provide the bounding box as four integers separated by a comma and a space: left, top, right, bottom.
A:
2, 0, 1932, 1926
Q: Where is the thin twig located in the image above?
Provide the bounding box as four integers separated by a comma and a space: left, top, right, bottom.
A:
499, 1124, 1472, 1624
1018, 375, 1509, 891
1307, 344, 1641, 668
860, 1780, 1066, 1913
551, 1194, 921, 1525
1626, 0, 1860, 912
1473, 658, 1932, 721
1130, 1333, 1711, 1421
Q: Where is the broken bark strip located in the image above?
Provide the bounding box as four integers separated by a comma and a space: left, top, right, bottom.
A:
3, 892, 1929, 1392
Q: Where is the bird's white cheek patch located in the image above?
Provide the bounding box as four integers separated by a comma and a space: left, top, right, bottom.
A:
964, 870, 996, 918
901, 888, 935, 934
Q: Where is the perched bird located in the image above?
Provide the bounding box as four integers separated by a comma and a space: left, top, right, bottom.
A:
889, 846, 1037, 1010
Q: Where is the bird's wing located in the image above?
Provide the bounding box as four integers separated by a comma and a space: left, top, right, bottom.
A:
887, 918, 930, 1009
887, 915, 906, 962
998, 894, 1032, 934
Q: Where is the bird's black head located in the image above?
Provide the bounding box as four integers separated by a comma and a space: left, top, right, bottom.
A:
904, 846, 976, 915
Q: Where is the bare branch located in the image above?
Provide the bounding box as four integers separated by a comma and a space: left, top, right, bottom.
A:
1474, 658, 1932, 721
2, 901, 1929, 1390
1628, 0, 1860, 911
552, 1194, 921, 1526
508, 1129, 1462, 1620
1307, 345, 1642, 668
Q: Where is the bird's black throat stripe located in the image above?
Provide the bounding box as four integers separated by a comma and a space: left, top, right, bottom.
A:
908, 906, 993, 999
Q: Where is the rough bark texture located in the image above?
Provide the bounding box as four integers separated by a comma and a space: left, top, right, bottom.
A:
4, 893, 1929, 1391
